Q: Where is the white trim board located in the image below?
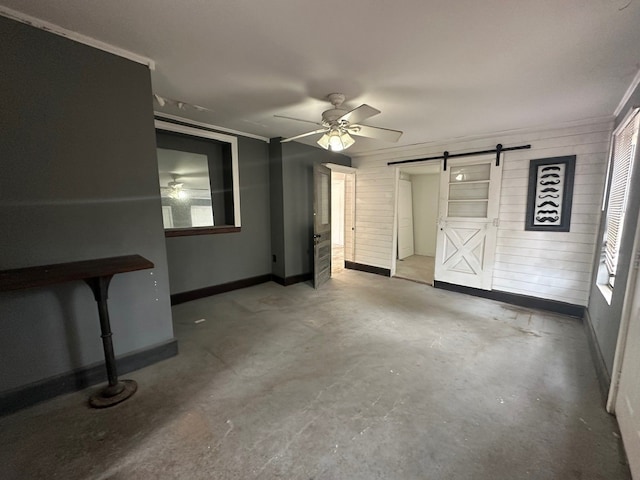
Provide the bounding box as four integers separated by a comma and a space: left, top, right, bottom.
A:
154, 112, 269, 143
614, 68, 640, 118
155, 119, 242, 227
0, 6, 155, 69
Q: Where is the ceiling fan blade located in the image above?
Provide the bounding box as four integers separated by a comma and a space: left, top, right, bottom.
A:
281, 128, 328, 143
348, 124, 403, 143
274, 115, 324, 127
338, 104, 380, 124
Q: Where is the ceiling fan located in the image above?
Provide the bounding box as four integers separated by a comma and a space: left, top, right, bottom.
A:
277, 93, 403, 152
163, 174, 186, 200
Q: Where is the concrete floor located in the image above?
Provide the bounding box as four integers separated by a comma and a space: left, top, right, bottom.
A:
0, 270, 630, 479
396, 254, 435, 285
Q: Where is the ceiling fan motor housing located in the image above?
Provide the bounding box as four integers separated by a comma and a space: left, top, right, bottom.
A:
322, 93, 349, 125
322, 108, 349, 124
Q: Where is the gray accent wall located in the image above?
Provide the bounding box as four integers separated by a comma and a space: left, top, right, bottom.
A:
269, 141, 286, 279
587, 83, 640, 377
0, 17, 174, 392
164, 136, 272, 293
269, 139, 351, 279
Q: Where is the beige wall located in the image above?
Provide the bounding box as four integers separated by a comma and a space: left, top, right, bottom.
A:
411, 174, 439, 256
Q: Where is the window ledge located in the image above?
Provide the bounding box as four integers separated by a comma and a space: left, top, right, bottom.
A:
597, 282, 613, 305
165, 226, 241, 237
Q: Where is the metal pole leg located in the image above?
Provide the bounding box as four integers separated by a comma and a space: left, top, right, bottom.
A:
85, 275, 137, 408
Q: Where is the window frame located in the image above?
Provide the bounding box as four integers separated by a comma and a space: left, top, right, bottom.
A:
154, 119, 241, 236
598, 107, 639, 300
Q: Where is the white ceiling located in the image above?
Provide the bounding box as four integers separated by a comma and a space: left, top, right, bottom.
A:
3, 0, 640, 155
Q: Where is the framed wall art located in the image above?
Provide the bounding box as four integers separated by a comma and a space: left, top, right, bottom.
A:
525, 155, 576, 232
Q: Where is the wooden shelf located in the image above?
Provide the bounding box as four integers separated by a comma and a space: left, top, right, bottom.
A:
0, 255, 154, 292
0, 254, 155, 408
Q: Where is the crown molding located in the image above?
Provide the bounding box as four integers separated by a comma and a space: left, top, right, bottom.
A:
0, 6, 155, 69
350, 115, 615, 162
614, 68, 640, 118
154, 112, 270, 142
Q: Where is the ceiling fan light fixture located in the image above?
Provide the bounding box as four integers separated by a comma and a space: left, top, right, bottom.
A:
167, 179, 187, 200
340, 131, 355, 150
328, 130, 345, 151
317, 133, 331, 149
168, 187, 187, 200
320, 129, 354, 152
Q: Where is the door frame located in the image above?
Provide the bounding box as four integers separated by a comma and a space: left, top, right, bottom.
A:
323, 163, 357, 270
391, 167, 401, 276
607, 208, 640, 413
391, 163, 442, 277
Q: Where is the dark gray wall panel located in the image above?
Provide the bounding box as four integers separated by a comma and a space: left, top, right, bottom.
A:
587, 82, 640, 376
164, 137, 271, 293
269, 140, 286, 279
0, 17, 174, 391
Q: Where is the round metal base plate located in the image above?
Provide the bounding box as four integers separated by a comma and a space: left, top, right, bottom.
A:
89, 380, 137, 408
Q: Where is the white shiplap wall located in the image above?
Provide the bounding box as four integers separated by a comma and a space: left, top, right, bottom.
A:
351, 119, 613, 306
351, 165, 397, 269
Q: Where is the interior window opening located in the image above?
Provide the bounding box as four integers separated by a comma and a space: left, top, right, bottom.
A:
155, 119, 241, 236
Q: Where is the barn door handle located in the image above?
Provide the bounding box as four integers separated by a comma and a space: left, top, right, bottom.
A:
313, 234, 321, 239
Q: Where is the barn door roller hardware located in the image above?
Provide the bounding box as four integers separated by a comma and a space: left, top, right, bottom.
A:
387, 144, 532, 170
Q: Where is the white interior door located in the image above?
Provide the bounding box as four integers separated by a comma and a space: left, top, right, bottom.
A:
398, 179, 415, 260
615, 243, 640, 478
313, 163, 332, 288
434, 155, 502, 290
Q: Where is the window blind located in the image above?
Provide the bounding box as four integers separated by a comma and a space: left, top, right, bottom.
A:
604, 109, 639, 282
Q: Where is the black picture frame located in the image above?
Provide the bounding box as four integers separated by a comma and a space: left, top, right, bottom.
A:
525, 155, 575, 232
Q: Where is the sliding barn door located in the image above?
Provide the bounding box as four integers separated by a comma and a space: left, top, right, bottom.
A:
434, 155, 502, 290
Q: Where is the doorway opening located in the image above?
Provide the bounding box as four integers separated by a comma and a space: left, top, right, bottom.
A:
394, 164, 440, 285
327, 166, 356, 277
